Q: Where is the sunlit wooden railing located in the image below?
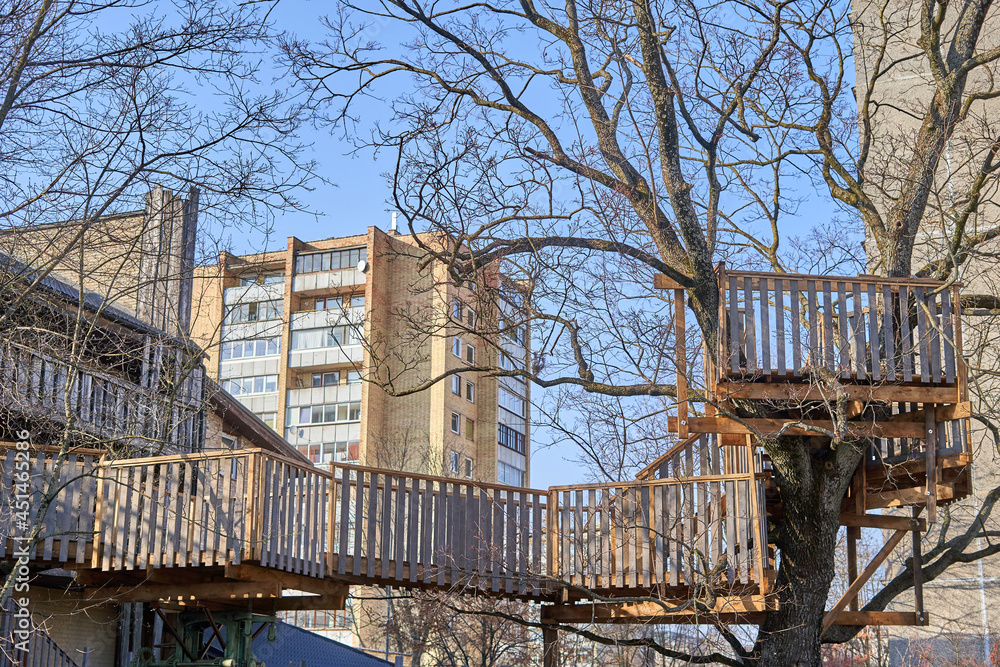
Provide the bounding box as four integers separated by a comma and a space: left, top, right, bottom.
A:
1, 446, 772, 600
715, 268, 965, 393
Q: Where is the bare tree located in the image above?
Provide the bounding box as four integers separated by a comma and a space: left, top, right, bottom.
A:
278, 0, 1000, 664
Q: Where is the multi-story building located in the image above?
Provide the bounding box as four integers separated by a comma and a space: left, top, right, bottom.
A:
191, 227, 531, 487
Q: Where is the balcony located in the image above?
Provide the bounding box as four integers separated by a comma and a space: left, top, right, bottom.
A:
292, 269, 366, 294
289, 346, 364, 369
286, 383, 363, 408
224, 281, 285, 305
291, 307, 364, 331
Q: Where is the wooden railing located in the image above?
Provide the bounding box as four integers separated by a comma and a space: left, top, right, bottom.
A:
548, 432, 768, 593
0, 598, 83, 667
717, 268, 964, 390
1, 446, 772, 601
0, 342, 204, 451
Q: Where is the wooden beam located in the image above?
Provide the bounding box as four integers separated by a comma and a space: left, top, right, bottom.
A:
865, 483, 955, 510
716, 382, 962, 406
82, 580, 281, 604
667, 416, 926, 439
270, 593, 346, 612
224, 563, 348, 598
823, 529, 907, 633
828, 611, 928, 627
540, 596, 776, 624
653, 274, 685, 290
839, 513, 925, 531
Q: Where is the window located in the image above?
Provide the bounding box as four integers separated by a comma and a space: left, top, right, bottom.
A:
222, 375, 278, 396
498, 462, 525, 487
295, 247, 367, 274
498, 352, 524, 373
221, 434, 237, 449
351, 295, 365, 307
291, 325, 361, 350
465, 381, 475, 402
256, 412, 277, 430
312, 372, 340, 387
347, 370, 362, 384
452, 299, 462, 319
465, 418, 475, 440
498, 423, 525, 453
450, 412, 461, 434
452, 375, 462, 395
225, 300, 283, 324
465, 344, 476, 364
499, 388, 526, 416
239, 272, 284, 286
449, 451, 460, 474
296, 401, 362, 425
221, 337, 281, 361
467, 308, 476, 327
463, 457, 473, 479
452, 337, 462, 357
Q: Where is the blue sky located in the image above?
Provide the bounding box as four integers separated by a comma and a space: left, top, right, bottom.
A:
229, 0, 853, 488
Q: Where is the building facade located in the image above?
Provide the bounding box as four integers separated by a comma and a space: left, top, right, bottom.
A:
190, 228, 531, 489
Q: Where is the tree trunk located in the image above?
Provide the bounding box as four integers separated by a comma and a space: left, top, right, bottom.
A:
751, 436, 865, 667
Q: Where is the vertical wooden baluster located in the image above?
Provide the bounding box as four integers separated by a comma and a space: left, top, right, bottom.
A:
381, 474, 393, 579
532, 492, 543, 594
942, 289, 956, 384
408, 477, 420, 584
852, 282, 867, 379
353, 472, 365, 577
744, 276, 757, 373
338, 467, 351, 575
519, 491, 530, 595
729, 276, 741, 374
420, 479, 433, 583
914, 286, 932, 383
366, 473, 379, 579
807, 280, 819, 368
900, 285, 914, 381
775, 278, 786, 375
867, 282, 882, 381
759, 277, 771, 375
394, 476, 406, 581
882, 283, 897, 381
790, 279, 802, 375
823, 281, 836, 371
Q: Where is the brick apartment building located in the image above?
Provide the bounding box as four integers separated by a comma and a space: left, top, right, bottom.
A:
190, 227, 531, 490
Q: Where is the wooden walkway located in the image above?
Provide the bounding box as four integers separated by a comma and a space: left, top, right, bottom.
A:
0, 267, 975, 631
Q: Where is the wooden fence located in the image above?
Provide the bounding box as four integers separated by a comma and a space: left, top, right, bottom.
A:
717, 269, 964, 389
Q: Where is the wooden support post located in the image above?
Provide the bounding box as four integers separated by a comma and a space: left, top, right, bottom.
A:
542, 625, 560, 667
913, 507, 925, 625
675, 288, 688, 438
925, 409, 937, 523
847, 526, 859, 612
823, 529, 908, 634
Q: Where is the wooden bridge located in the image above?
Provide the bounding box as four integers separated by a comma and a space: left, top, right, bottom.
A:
0, 267, 974, 647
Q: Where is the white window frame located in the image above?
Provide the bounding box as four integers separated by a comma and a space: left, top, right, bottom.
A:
449, 451, 460, 473
450, 412, 461, 434
452, 375, 462, 395
465, 381, 475, 402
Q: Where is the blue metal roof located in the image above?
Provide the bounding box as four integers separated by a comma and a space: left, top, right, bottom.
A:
205, 620, 394, 667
